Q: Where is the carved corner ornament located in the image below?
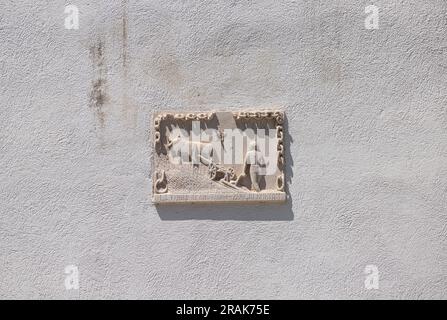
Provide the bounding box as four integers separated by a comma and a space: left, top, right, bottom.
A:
152, 110, 286, 203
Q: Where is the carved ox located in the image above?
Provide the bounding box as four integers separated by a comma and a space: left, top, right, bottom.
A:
166, 131, 222, 166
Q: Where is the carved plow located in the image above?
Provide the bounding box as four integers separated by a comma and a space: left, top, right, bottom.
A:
206, 161, 249, 192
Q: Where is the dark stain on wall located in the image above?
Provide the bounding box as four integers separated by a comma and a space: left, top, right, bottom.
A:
120, 0, 137, 127
89, 40, 108, 127
122, 0, 128, 71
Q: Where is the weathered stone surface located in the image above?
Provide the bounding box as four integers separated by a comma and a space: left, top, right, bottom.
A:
152, 111, 286, 203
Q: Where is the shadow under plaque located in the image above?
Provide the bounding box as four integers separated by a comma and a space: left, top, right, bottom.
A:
155, 200, 293, 221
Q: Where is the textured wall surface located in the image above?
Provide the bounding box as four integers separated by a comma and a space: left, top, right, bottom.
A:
1, 0, 446, 299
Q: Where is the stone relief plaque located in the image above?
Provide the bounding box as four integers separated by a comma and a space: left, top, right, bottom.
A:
152, 110, 286, 203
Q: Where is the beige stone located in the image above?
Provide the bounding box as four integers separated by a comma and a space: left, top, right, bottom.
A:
152, 111, 286, 203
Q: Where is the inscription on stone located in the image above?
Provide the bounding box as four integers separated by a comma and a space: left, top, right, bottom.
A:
152, 111, 286, 203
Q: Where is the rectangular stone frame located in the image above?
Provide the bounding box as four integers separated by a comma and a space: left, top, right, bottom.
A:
152, 110, 286, 204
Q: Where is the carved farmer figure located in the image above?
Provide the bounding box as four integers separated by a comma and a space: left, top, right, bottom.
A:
234, 141, 266, 192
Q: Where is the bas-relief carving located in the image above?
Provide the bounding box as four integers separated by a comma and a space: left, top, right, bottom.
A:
152, 110, 286, 203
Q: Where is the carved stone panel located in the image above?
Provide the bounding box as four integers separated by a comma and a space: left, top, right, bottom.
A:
152, 110, 286, 203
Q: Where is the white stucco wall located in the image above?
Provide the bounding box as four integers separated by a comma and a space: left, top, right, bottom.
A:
1, 0, 446, 299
